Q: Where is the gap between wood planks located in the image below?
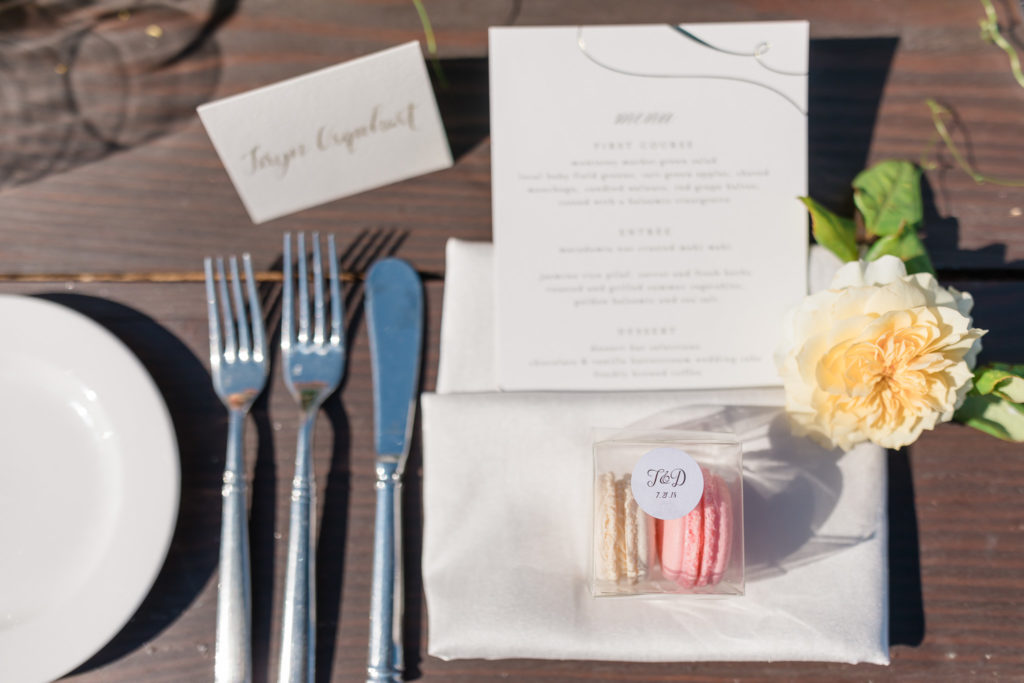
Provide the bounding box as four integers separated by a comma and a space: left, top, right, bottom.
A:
0, 270, 444, 283
0, 268, 1014, 284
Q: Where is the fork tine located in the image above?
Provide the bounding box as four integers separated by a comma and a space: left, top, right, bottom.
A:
282, 233, 294, 350
297, 232, 310, 344
244, 254, 266, 363
312, 232, 325, 343
216, 257, 237, 361
229, 256, 251, 361
328, 234, 342, 344
204, 257, 222, 363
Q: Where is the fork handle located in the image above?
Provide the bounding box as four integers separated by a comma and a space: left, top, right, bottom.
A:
279, 412, 317, 683
367, 459, 404, 683
216, 410, 252, 683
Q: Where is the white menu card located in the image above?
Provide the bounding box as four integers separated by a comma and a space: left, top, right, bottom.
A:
490, 23, 809, 390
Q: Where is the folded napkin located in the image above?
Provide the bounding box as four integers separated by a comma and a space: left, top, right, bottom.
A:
421, 239, 889, 664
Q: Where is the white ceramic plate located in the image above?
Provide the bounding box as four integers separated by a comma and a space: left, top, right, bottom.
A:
0, 295, 180, 683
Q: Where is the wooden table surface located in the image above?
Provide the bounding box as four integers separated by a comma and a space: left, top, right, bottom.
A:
2, 0, 1022, 681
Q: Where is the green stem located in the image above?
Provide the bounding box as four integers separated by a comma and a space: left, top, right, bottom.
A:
925, 98, 1024, 187
979, 0, 1024, 89
411, 0, 446, 87
411, 0, 436, 54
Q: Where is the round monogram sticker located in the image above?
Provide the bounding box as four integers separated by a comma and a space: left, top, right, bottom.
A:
630, 447, 704, 520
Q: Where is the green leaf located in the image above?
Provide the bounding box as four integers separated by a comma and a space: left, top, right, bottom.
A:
973, 364, 1024, 402
798, 196, 858, 262
955, 394, 1024, 441
863, 224, 935, 275
852, 160, 923, 237
864, 223, 904, 259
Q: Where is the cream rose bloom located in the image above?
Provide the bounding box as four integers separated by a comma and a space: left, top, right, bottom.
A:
776, 255, 985, 451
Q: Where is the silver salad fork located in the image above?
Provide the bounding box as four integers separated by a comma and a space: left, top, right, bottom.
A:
205, 254, 269, 683
278, 232, 345, 683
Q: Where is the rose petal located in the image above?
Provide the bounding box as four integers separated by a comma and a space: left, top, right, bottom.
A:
829, 260, 871, 290
862, 255, 908, 286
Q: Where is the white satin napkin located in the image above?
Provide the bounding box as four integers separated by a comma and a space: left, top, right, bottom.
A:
420, 239, 889, 664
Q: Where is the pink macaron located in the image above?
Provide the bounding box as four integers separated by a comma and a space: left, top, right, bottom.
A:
656, 471, 733, 588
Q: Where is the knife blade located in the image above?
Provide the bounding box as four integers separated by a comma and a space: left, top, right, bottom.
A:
365, 257, 423, 683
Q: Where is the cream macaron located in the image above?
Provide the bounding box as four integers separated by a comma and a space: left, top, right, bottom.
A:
595, 472, 655, 584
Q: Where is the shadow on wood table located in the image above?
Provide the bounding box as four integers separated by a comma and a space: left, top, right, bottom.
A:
431, 58, 491, 163
888, 450, 926, 646
808, 36, 899, 215
0, 2, 226, 189
923, 173, 1024, 274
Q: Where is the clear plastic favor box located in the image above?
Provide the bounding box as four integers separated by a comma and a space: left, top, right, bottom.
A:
591, 429, 744, 597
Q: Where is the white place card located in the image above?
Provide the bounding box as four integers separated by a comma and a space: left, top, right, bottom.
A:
490, 23, 809, 390
198, 42, 453, 224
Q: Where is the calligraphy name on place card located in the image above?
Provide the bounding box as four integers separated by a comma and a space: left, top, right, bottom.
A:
245, 103, 420, 179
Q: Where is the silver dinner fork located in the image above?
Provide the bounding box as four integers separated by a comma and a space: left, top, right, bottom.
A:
278, 232, 345, 683
205, 254, 268, 683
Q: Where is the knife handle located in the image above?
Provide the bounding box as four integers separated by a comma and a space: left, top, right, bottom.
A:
367, 459, 403, 683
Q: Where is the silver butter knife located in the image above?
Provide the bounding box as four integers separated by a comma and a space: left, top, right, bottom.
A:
365, 258, 423, 683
